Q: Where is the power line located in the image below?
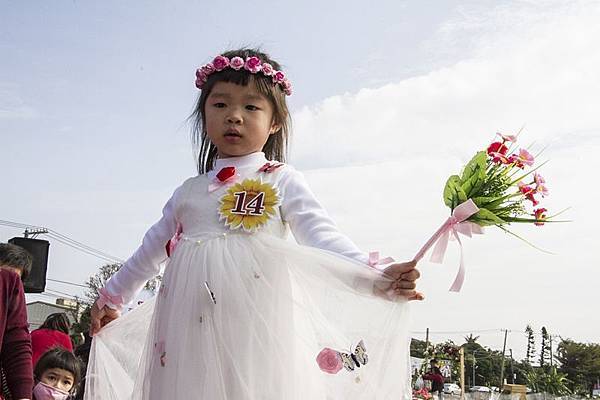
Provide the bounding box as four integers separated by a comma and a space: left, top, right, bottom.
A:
47, 278, 87, 288
0, 219, 123, 263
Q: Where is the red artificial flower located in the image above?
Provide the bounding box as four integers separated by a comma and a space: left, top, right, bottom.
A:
216, 167, 236, 182
487, 141, 509, 163
534, 208, 547, 226
518, 183, 539, 205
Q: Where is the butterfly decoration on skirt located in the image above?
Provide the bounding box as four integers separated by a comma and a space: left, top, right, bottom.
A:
316, 340, 368, 374
340, 340, 369, 371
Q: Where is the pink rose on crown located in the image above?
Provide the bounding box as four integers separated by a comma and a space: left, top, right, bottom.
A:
212, 55, 230, 71
245, 56, 262, 73
261, 62, 274, 76
281, 79, 292, 95
230, 56, 245, 70
201, 63, 215, 75
273, 71, 285, 84
316, 348, 343, 374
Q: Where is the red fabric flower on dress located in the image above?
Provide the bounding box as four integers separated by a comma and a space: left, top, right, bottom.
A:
216, 167, 236, 182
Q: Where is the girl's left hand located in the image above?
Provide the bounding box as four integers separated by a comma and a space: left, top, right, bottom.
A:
382, 260, 425, 301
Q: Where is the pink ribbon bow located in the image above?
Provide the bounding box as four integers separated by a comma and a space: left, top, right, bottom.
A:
97, 287, 124, 311
258, 162, 284, 173
413, 199, 484, 292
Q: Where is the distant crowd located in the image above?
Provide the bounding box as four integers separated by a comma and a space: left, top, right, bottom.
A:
1, 242, 90, 400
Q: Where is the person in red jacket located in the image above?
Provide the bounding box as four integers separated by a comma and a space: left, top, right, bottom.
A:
31, 313, 73, 368
424, 358, 445, 400
0, 264, 34, 400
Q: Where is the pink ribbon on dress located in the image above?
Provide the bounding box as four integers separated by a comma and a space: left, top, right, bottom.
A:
165, 222, 183, 257
97, 287, 124, 311
413, 199, 484, 292
368, 251, 395, 269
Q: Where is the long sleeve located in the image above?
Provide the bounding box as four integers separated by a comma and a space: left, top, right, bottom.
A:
279, 167, 369, 265
0, 272, 33, 400
104, 183, 187, 306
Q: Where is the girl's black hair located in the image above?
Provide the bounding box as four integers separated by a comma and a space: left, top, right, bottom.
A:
191, 48, 291, 174
39, 312, 71, 335
34, 347, 81, 389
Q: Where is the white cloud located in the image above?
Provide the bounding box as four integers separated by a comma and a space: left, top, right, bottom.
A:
291, 0, 600, 170
290, 0, 600, 356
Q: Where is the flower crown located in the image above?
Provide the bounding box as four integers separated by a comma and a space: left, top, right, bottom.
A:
195, 55, 292, 96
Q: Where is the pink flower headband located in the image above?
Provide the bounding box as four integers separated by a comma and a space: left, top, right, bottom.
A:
195, 55, 292, 96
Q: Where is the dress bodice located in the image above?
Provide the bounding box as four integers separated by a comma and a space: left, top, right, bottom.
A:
176, 168, 289, 239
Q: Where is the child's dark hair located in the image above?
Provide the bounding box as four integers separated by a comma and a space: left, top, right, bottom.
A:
39, 312, 71, 335
34, 347, 81, 388
0, 242, 33, 280
191, 48, 291, 174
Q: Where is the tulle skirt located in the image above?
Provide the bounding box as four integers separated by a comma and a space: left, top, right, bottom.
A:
85, 232, 412, 400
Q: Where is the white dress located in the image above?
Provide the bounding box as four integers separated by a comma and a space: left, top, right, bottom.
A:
85, 152, 412, 400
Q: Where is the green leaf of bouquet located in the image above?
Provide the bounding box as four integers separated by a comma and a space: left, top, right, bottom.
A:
469, 208, 506, 226
471, 196, 500, 207
461, 151, 487, 184
461, 173, 485, 198
443, 175, 464, 209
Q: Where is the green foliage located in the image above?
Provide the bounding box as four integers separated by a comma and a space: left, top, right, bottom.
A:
525, 325, 535, 364
526, 367, 572, 395
443, 175, 466, 210
556, 339, 600, 396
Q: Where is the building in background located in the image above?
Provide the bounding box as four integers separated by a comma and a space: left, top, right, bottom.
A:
26, 299, 77, 330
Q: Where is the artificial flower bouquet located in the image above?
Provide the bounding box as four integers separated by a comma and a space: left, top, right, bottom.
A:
414, 132, 562, 291
413, 387, 433, 400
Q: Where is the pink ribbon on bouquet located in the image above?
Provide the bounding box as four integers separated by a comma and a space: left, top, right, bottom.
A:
413, 199, 484, 292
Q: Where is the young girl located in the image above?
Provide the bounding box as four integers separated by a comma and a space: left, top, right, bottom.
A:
33, 348, 80, 400
86, 48, 422, 400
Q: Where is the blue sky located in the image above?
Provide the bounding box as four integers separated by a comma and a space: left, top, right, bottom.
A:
2, 0, 599, 361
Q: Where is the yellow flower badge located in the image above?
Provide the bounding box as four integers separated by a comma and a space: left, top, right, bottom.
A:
218, 178, 281, 232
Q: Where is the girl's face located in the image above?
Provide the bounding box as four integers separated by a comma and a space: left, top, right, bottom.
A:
205, 80, 279, 158
40, 367, 75, 392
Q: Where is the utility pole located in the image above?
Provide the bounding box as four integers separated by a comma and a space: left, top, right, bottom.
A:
499, 329, 508, 390
472, 354, 476, 387
510, 349, 514, 384
460, 347, 465, 400
23, 227, 48, 238
550, 335, 554, 368
425, 328, 430, 357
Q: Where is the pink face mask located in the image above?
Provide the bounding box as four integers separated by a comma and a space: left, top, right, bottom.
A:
33, 381, 70, 400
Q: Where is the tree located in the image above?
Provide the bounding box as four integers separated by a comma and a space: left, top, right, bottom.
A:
539, 327, 551, 369
526, 367, 571, 395
556, 338, 600, 396
525, 325, 535, 365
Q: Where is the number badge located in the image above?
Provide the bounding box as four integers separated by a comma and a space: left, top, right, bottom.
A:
218, 178, 281, 232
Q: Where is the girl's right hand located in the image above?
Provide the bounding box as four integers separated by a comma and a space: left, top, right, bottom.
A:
89, 301, 121, 336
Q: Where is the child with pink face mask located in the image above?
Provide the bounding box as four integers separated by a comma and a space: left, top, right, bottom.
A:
33, 348, 80, 400
85, 48, 423, 400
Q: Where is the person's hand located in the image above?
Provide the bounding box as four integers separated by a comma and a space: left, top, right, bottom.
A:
382, 260, 425, 301
89, 300, 120, 336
